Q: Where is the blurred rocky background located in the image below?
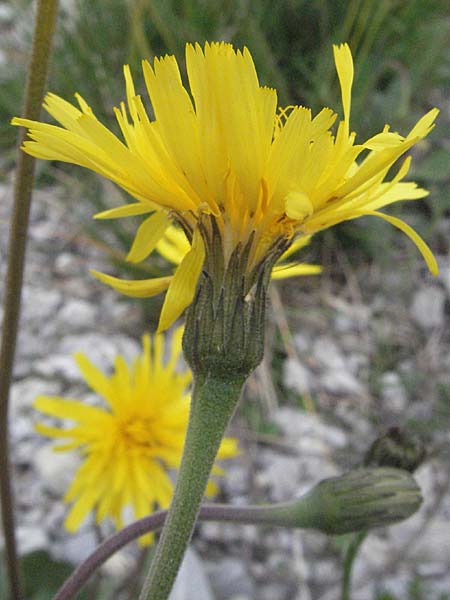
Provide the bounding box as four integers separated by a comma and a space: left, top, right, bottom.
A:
1, 1, 449, 599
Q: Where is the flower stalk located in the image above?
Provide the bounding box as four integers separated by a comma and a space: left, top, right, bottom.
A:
341, 531, 367, 600
138, 218, 283, 599
0, 1, 58, 598
55, 467, 422, 600
138, 372, 245, 600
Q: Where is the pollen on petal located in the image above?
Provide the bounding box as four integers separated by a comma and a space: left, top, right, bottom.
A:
284, 191, 314, 221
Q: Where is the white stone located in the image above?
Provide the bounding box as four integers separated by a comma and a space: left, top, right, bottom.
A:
312, 559, 338, 583
16, 525, 48, 555
35, 333, 141, 381
34, 354, 83, 381
283, 358, 312, 395
410, 286, 446, 329
223, 462, 249, 496
380, 371, 408, 413
170, 547, 215, 600
9, 414, 35, 443
34, 444, 78, 497
207, 557, 255, 600
57, 298, 97, 330
378, 571, 413, 599
52, 528, 97, 564
396, 520, 450, 565
333, 302, 371, 333
438, 260, 450, 298
312, 336, 346, 370
257, 455, 301, 501
274, 408, 347, 449
347, 352, 369, 375
321, 369, 365, 396
21, 286, 62, 324
100, 550, 136, 580
10, 378, 61, 417
0, 2, 14, 22
258, 583, 289, 600
293, 333, 311, 353
59, 333, 141, 370
54, 252, 80, 274
11, 438, 41, 470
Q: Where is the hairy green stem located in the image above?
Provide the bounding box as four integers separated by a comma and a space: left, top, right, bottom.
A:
0, 1, 59, 598
138, 373, 245, 600
341, 531, 367, 600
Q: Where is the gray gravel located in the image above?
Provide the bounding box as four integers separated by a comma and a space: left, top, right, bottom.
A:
1, 180, 449, 599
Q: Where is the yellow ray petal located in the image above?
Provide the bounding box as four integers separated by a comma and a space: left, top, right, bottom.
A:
34, 423, 77, 439
90, 269, 172, 298
94, 203, 154, 219
156, 225, 191, 265
352, 210, 438, 275
335, 137, 418, 198
277, 235, 312, 262
126, 211, 172, 263
52, 441, 85, 452
205, 480, 219, 497
268, 107, 314, 196
34, 396, 108, 423
142, 55, 207, 202
364, 182, 429, 212
64, 486, 102, 532
406, 108, 439, 140
333, 43, 354, 135
217, 437, 239, 459
363, 131, 404, 150
74, 93, 95, 116
157, 229, 205, 332
272, 263, 322, 279
42, 93, 86, 132
73, 353, 115, 403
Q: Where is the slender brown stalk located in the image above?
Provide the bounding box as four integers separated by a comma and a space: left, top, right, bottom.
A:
53, 503, 298, 600
0, 1, 59, 598
53, 465, 423, 600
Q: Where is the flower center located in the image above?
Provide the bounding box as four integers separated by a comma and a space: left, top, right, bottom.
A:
118, 417, 156, 450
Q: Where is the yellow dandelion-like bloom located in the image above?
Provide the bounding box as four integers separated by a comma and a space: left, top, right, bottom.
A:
34, 327, 238, 544
13, 43, 438, 331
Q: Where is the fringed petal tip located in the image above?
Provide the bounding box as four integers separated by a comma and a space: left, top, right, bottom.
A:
408, 108, 440, 141
332, 42, 353, 65
332, 42, 354, 125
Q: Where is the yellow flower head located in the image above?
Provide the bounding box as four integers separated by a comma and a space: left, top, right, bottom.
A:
13, 42, 438, 330
34, 327, 238, 544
